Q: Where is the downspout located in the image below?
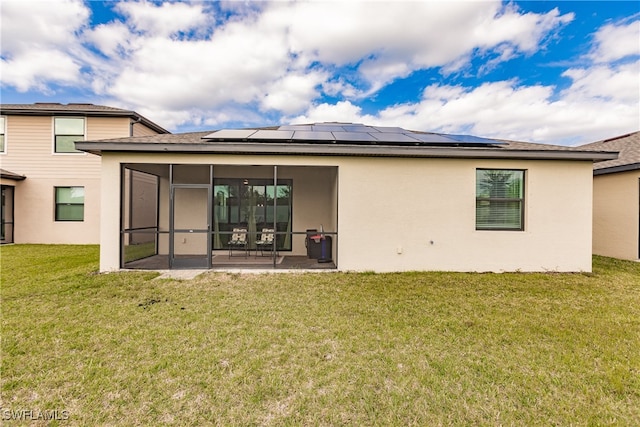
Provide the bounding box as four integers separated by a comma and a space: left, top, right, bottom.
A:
130, 116, 142, 136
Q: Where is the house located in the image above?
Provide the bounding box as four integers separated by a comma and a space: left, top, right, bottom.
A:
0, 103, 169, 244
581, 131, 640, 261
76, 123, 617, 273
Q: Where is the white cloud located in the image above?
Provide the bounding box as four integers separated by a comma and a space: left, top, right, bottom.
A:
289, 101, 375, 125
0, 1, 636, 144
129, 103, 268, 131
292, 72, 639, 146
0, 0, 89, 92
114, 1, 212, 37
284, 1, 573, 92
85, 22, 133, 57
104, 19, 291, 110
69, 0, 577, 122
0, 0, 89, 54
562, 61, 640, 103
589, 19, 640, 62
0, 51, 82, 92
260, 72, 328, 114
472, 5, 573, 53
284, 11, 639, 145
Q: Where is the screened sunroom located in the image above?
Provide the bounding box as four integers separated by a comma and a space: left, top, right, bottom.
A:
120, 163, 338, 270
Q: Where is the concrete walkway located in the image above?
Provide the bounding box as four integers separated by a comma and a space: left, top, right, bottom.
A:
154, 270, 209, 280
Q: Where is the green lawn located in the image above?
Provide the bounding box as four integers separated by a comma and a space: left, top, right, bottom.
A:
1, 245, 639, 426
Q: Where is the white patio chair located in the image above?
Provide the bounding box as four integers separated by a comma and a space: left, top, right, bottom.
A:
228, 228, 248, 257
255, 228, 276, 257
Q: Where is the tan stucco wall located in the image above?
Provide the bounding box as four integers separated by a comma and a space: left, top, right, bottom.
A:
99, 153, 594, 272
338, 157, 593, 272
593, 170, 640, 260
8, 177, 101, 244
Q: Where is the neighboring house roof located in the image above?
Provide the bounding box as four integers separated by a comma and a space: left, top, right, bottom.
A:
0, 103, 170, 135
77, 122, 618, 162
579, 131, 640, 175
0, 168, 26, 181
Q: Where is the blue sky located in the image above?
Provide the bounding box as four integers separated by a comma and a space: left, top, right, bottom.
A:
1, 0, 638, 145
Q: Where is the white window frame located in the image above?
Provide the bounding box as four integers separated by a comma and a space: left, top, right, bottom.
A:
0, 116, 6, 154
53, 116, 86, 155
475, 168, 526, 231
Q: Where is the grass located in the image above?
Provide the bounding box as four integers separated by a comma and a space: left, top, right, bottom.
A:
123, 241, 157, 263
1, 244, 639, 426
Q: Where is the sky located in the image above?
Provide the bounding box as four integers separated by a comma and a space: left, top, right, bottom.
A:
1, 0, 639, 146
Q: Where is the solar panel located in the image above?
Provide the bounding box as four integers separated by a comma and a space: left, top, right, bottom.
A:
372, 126, 406, 133
248, 130, 294, 140
446, 134, 506, 144
202, 129, 257, 139
341, 124, 376, 132
291, 131, 335, 141
331, 131, 378, 142
201, 123, 506, 147
311, 124, 348, 132
410, 133, 460, 144
372, 132, 423, 143
279, 125, 312, 131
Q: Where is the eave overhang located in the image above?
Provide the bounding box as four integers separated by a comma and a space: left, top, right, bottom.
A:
594, 162, 640, 175
75, 141, 619, 162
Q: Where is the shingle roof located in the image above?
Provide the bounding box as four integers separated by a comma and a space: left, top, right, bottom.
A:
76, 123, 618, 162
580, 131, 640, 174
1, 103, 131, 113
0, 103, 170, 134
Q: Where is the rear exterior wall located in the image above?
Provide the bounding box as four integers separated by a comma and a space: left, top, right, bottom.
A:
98, 152, 594, 272
337, 156, 593, 272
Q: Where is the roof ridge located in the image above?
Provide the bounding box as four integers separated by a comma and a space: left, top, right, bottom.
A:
602, 131, 639, 143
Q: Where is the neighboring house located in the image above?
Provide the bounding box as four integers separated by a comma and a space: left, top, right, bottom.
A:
76, 123, 616, 273
0, 103, 169, 244
581, 131, 640, 261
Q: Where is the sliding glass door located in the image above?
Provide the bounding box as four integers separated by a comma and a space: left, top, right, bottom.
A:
213, 178, 292, 251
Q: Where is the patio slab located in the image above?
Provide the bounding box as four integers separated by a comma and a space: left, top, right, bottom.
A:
124, 255, 336, 273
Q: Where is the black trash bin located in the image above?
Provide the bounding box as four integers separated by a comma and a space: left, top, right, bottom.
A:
317, 235, 333, 263
306, 229, 320, 259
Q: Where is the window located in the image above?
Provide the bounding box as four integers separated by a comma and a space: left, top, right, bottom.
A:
0, 116, 5, 153
55, 187, 85, 221
476, 169, 524, 230
54, 117, 84, 153
213, 178, 292, 250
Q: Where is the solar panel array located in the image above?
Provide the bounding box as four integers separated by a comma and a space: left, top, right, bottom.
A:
202, 123, 505, 146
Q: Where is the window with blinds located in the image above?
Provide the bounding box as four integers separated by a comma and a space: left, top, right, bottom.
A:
476, 169, 524, 231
